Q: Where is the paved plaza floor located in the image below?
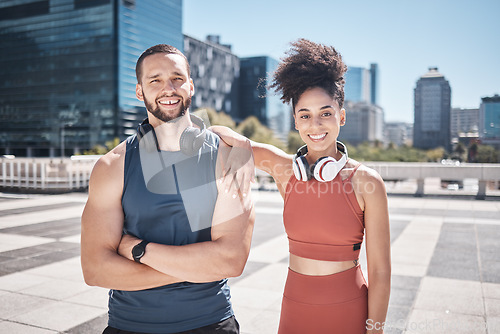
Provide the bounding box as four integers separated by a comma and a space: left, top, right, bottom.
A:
0, 189, 499, 333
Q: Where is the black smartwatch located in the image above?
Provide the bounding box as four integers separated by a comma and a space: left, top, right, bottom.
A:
132, 240, 150, 263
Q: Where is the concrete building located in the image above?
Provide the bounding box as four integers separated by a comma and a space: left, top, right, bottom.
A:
479, 94, 500, 148
384, 122, 413, 146
0, 0, 183, 157
239, 56, 291, 141
413, 67, 452, 151
451, 108, 479, 140
340, 101, 384, 145
183, 35, 240, 120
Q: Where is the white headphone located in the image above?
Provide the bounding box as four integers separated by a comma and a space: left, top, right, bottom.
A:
292, 141, 348, 182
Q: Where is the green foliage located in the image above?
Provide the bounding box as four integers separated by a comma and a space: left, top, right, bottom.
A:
349, 141, 500, 163
235, 116, 286, 150
83, 137, 120, 155
195, 108, 236, 129
476, 145, 500, 163
426, 147, 446, 162
348, 142, 428, 162
451, 142, 467, 161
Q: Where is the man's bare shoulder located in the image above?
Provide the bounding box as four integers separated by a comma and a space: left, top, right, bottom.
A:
90, 140, 127, 187
95, 140, 126, 169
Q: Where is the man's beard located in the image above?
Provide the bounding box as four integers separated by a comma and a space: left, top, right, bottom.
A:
144, 92, 192, 123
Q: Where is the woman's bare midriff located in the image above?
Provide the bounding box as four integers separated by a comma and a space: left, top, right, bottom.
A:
289, 253, 358, 276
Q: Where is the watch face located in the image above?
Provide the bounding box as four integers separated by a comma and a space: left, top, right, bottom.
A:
132, 245, 145, 259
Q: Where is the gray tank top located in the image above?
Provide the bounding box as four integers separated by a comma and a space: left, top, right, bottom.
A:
108, 130, 233, 333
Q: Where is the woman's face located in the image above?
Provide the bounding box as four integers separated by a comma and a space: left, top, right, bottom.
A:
294, 87, 345, 156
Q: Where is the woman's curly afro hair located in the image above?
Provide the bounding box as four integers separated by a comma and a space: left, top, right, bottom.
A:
270, 38, 347, 110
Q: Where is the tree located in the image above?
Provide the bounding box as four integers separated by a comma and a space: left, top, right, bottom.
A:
468, 143, 478, 162
236, 116, 286, 150
476, 145, 500, 163
426, 147, 446, 162
451, 142, 466, 162
194, 108, 236, 129
83, 137, 120, 155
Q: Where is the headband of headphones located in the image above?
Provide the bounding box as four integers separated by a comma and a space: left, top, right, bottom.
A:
293, 141, 348, 182
136, 114, 206, 155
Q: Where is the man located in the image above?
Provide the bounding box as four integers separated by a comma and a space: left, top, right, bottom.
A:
81, 44, 255, 334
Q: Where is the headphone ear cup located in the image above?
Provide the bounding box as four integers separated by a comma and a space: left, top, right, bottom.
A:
313, 157, 338, 182
180, 114, 207, 155
179, 127, 200, 155
293, 155, 310, 181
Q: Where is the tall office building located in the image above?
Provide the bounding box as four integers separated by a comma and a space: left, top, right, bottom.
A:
183, 35, 239, 119
344, 63, 379, 105
239, 56, 290, 141
0, 0, 183, 157
340, 101, 384, 145
413, 67, 451, 151
369, 63, 379, 105
479, 94, 500, 148
342, 63, 383, 144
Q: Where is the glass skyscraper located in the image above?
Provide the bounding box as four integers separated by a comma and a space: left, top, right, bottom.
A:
479, 94, 500, 148
0, 0, 182, 157
413, 67, 451, 151
344, 63, 378, 105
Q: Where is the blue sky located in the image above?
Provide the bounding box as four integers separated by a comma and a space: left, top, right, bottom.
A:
183, 0, 499, 123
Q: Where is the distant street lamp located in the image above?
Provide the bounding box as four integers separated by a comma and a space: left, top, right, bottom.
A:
60, 123, 73, 157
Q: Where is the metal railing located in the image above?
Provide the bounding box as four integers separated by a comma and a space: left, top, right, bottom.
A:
0, 156, 99, 193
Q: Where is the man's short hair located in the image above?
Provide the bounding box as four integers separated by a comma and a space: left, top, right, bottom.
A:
135, 44, 190, 83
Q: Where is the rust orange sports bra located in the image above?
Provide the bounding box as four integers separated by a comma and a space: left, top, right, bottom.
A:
283, 162, 364, 261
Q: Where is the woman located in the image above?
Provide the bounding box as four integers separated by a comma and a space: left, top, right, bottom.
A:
212, 39, 390, 334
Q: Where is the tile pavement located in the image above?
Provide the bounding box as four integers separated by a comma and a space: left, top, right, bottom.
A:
0, 190, 499, 333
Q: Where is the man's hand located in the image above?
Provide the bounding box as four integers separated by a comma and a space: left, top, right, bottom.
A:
118, 234, 142, 261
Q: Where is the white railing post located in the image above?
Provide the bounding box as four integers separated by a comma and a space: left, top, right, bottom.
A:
17, 161, 21, 187
41, 161, 46, 190
1, 161, 5, 186
9, 161, 14, 187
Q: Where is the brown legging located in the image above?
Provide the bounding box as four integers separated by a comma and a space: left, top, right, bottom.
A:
278, 265, 368, 334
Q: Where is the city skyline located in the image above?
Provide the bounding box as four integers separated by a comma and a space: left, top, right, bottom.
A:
183, 0, 500, 123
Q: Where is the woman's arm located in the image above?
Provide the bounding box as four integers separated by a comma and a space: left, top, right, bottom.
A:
358, 168, 391, 334
209, 125, 294, 193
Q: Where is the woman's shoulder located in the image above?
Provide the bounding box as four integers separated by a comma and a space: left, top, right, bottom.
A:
343, 159, 384, 185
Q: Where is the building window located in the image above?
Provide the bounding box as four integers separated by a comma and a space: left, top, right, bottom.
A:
0, 1, 49, 20
75, 0, 110, 10
210, 78, 217, 90
122, 0, 135, 8
224, 82, 232, 93
207, 48, 213, 60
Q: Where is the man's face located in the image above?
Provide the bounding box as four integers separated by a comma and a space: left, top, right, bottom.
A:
136, 53, 194, 122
